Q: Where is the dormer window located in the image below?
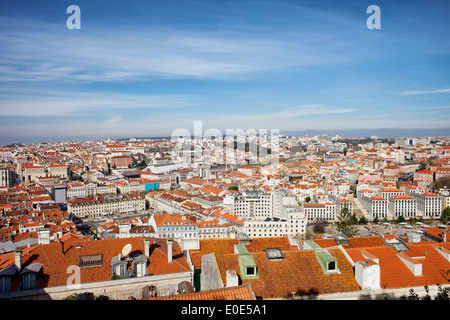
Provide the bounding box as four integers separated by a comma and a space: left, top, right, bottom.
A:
328, 261, 336, 272
22, 273, 36, 290
132, 254, 148, 278
246, 266, 256, 276
112, 263, 126, 279
20, 262, 42, 290
0, 265, 17, 293
0, 276, 11, 293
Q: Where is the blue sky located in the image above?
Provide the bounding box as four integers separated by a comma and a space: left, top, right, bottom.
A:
0, 0, 449, 144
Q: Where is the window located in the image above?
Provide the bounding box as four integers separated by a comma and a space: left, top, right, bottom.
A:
0, 276, 11, 293
135, 262, 146, 278
113, 264, 125, 279
328, 261, 336, 271
246, 267, 256, 276
22, 273, 36, 290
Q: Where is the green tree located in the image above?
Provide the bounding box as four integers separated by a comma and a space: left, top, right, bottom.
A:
336, 207, 358, 237
442, 207, 450, 225
359, 216, 368, 225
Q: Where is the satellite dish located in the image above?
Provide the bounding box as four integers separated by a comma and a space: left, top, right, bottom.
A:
122, 243, 132, 256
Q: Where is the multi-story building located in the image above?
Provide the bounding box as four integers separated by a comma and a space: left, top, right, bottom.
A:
360, 196, 388, 221
47, 164, 69, 179
328, 194, 353, 215
111, 155, 132, 168
66, 182, 117, 199
407, 192, 442, 219
198, 218, 235, 239
21, 164, 46, 183
0, 164, 13, 187
302, 202, 336, 222
435, 167, 450, 181
388, 194, 417, 220
414, 169, 434, 189
67, 193, 145, 219
148, 213, 199, 251
378, 187, 404, 200
438, 189, 450, 211
223, 191, 273, 219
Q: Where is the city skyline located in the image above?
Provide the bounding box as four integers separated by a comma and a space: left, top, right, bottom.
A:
1, 0, 450, 144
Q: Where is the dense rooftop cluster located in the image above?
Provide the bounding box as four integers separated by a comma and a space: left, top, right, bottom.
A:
0, 134, 449, 300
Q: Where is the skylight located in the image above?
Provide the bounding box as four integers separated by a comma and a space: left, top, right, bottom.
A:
79, 254, 103, 268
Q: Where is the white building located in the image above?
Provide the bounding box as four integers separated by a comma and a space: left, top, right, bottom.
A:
223, 190, 306, 238
388, 195, 417, 220
67, 193, 145, 219
407, 192, 442, 219
302, 202, 336, 222
360, 196, 388, 221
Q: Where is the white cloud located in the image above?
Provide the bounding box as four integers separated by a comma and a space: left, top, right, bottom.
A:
398, 88, 450, 95
0, 89, 199, 117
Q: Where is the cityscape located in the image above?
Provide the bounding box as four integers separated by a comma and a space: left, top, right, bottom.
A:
0, 0, 449, 310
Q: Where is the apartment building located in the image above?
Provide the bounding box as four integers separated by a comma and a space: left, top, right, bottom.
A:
198, 218, 235, 239
111, 155, 132, 168
223, 191, 273, 219
378, 187, 404, 200
66, 182, 117, 199
388, 194, 417, 220
414, 169, 434, 189
360, 196, 388, 220
409, 192, 442, 219
302, 202, 336, 222
148, 213, 199, 251
0, 164, 13, 187
67, 194, 145, 219
328, 194, 353, 215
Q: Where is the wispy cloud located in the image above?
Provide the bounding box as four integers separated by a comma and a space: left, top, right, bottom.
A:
0, 89, 199, 117
0, 10, 367, 84
398, 88, 450, 95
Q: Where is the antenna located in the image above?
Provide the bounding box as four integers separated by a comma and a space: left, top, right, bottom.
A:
122, 243, 132, 257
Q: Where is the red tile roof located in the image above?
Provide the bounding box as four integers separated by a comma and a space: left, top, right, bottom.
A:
213, 249, 359, 299
188, 236, 297, 270
346, 242, 450, 289
149, 283, 256, 300
4, 237, 190, 292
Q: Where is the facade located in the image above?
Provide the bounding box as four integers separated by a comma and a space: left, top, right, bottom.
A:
198, 218, 235, 239
412, 192, 442, 219
223, 191, 273, 219
67, 194, 145, 219
148, 213, 199, 251
302, 203, 336, 222
435, 167, 450, 181
414, 169, 434, 189
388, 195, 417, 220
0, 165, 13, 187
111, 155, 132, 168
360, 196, 388, 220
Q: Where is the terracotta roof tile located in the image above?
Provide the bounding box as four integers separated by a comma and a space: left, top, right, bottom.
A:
149, 283, 256, 300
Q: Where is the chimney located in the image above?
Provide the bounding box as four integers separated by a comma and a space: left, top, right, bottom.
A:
355, 259, 380, 290
226, 269, 239, 287
144, 238, 150, 257
167, 239, 173, 263
119, 224, 130, 239
14, 249, 22, 271
38, 228, 50, 245
442, 231, 447, 242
